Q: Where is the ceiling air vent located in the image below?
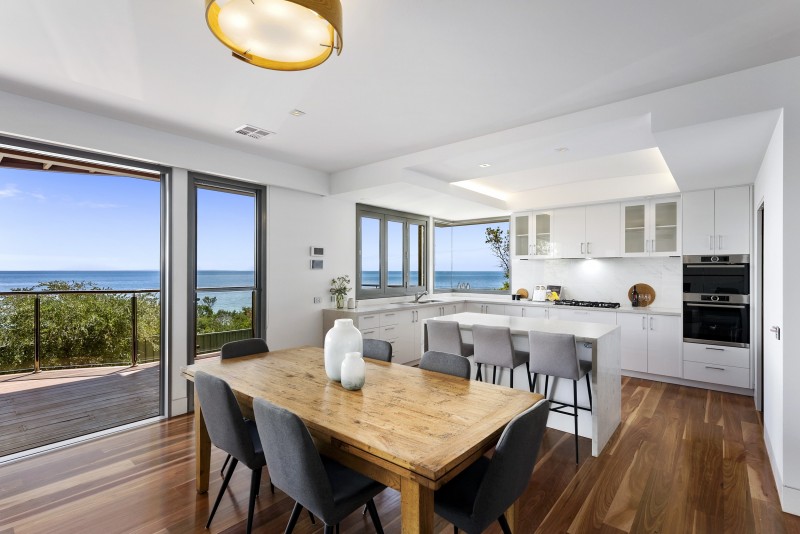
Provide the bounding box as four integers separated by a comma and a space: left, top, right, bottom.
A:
233, 124, 275, 140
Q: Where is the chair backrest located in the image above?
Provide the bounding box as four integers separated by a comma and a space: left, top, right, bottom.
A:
253, 398, 336, 521
419, 351, 471, 379
220, 338, 269, 359
362, 339, 392, 362
472, 399, 550, 523
472, 324, 515, 367
528, 331, 580, 380
426, 320, 465, 355
194, 371, 260, 468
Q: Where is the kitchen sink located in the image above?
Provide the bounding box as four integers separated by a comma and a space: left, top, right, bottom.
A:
392, 299, 445, 306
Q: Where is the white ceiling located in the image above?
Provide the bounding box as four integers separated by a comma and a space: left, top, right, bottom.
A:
0, 1, 798, 218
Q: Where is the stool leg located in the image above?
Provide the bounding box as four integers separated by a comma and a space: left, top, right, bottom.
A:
526, 362, 533, 391
544, 375, 549, 398
573, 380, 579, 465
476, 363, 482, 381
530, 372, 538, 393
492, 366, 497, 385
510, 367, 514, 389
586, 372, 593, 411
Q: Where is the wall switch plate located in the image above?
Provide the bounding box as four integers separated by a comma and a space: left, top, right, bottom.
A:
313, 297, 321, 304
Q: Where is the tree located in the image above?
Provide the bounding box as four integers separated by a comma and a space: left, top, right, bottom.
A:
485, 226, 510, 290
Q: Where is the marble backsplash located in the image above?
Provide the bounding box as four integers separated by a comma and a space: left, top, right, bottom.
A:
511, 256, 682, 309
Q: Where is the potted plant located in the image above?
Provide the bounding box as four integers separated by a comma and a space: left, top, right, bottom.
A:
330, 275, 352, 309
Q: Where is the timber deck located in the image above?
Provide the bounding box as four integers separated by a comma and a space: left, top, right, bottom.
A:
0, 362, 160, 457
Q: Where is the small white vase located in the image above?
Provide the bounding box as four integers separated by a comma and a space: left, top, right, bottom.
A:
324, 318, 362, 381
341, 352, 366, 391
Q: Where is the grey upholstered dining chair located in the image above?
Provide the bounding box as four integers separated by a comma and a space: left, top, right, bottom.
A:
194, 371, 266, 534
472, 325, 531, 389
220, 337, 269, 359
362, 338, 392, 362
419, 350, 471, 379
253, 398, 386, 534
426, 320, 474, 357
434, 398, 550, 534
528, 330, 592, 464
218, 337, 270, 478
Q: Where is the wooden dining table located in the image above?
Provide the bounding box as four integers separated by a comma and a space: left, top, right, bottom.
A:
181, 346, 543, 534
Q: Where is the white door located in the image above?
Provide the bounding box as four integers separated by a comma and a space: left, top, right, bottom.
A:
531, 212, 554, 258
465, 302, 483, 313
682, 190, 716, 255
714, 186, 750, 255
521, 306, 549, 319
621, 201, 649, 257
646, 315, 682, 378
585, 203, 620, 258
484, 303, 506, 315
552, 206, 586, 258
618, 313, 648, 373
650, 197, 680, 256
511, 212, 532, 258
505, 305, 524, 317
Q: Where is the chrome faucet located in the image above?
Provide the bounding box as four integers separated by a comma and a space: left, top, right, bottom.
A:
413, 290, 428, 303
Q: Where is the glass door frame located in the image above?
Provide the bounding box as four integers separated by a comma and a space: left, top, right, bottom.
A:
187, 173, 267, 364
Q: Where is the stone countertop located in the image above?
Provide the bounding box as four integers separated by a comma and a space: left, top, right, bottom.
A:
323, 296, 681, 317
430, 312, 620, 341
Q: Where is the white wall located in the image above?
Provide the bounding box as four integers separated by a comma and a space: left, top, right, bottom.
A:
266, 187, 355, 349
754, 113, 784, 490
511, 257, 682, 309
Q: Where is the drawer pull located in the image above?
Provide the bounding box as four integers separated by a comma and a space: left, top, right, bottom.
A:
705, 347, 725, 351
362, 330, 376, 335
384, 313, 395, 317
384, 327, 395, 331
705, 366, 725, 371
363, 315, 376, 319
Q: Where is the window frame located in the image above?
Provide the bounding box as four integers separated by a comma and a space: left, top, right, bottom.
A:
433, 217, 512, 295
356, 204, 428, 300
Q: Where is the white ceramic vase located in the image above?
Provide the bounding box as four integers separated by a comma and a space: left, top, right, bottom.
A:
341, 352, 366, 391
324, 318, 362, 381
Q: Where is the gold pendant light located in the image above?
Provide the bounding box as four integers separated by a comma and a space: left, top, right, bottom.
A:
205, 0, 343, 71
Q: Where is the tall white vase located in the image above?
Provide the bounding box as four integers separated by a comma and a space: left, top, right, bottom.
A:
324, 318, 362, 381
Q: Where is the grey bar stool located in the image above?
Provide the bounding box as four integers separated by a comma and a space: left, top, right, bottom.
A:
528, 330, 592, 464
425, 320, 474, 357
472, 324, 531, 389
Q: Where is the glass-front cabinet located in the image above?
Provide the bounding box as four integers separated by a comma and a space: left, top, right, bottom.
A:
621, 197, 680, 257
511, 211, 552, 258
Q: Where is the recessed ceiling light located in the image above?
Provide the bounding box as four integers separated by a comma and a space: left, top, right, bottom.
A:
289, 109, 306, 116
478, 163, 491, 168
555, 147, 569, 152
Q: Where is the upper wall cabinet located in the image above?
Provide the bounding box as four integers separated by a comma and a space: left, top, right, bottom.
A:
682, 186, 750, 256
511, 211, 553, 259
621, 197, 681, 257
551, 203, 621, 259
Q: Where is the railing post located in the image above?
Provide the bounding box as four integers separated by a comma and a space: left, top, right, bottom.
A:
34, 295, 41, 374
131, 294, 138, 367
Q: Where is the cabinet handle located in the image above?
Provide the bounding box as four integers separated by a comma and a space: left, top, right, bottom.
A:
364, 315, 376, 319
718, 235, 724, 250
529, 244, 532, 255
385, 313, 395, 318
581, 242, 585, 254
588, 242, 592, 254
649, 317, 654, 330
642, 316, 646, 330
709, 235, 714, 250
705, 366, 725, 371
362, 330, 376, 335
705, 347, 725, 351
522, 308, 526, 317
545, 309, 549, 319
384, 327, 395, 332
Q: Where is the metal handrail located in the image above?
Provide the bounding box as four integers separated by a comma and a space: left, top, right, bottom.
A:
0, 289, 160, 373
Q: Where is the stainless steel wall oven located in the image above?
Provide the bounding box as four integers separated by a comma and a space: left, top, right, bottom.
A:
683, 255, 750, 348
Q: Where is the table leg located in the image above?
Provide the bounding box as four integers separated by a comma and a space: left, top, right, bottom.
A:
505, 498, 520, 532
194, 388, 211, 494
400, 477, 434, 534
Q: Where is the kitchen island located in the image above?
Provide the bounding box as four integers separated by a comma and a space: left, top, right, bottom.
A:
428, 312, 621, 456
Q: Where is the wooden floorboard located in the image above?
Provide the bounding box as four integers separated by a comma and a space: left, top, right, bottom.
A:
1, 376, 799, 533
0, 363, 160, 457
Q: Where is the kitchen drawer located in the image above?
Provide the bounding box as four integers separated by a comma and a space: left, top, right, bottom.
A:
559, 309, 617, 324
683, 360, 750, 388
360, 328, 379, 340
380, 310, 411, 326
358, 314, 380, 329
683, 343, 749, 368
380, 324, 400, 340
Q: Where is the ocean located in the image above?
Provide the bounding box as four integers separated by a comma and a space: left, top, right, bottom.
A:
0, 269, 507, 310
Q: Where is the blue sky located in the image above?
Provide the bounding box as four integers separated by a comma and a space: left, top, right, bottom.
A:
0, 168, 255, 271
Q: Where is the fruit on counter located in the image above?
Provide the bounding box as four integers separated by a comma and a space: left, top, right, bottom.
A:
546, 291, 560, 301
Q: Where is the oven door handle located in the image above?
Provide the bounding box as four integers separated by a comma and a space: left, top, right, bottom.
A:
684, 264, 746, 269
685, 303, 746, 309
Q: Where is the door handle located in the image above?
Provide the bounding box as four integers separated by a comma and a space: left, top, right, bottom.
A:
522, 308, 526, 317
709, 235, 714, 250
770, 326, 781, 340
642, 316, 646, 330
718, 235, 723, 250
545, 309, 549, 319
581, 242, 585, 254
649, 317, 654, 330
645, 239, 649, 253
587, 242, 592, 254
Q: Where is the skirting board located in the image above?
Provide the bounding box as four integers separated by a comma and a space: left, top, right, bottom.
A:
621, 370, 754, 397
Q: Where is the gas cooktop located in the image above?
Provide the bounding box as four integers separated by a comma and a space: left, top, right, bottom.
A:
553, 300, 621, 309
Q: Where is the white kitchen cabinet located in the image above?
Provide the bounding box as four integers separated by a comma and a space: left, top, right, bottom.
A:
618, 313, 682, 377
466, 302, 505, 314
682, 342, 750, 388
558, 308, 617, 325
379, 310, 414, 364
511, 211, 553, 258
682, 186, 750, 256
621, 197, 680, 257
507, 305, 555, 318
551, 203, 620, 259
